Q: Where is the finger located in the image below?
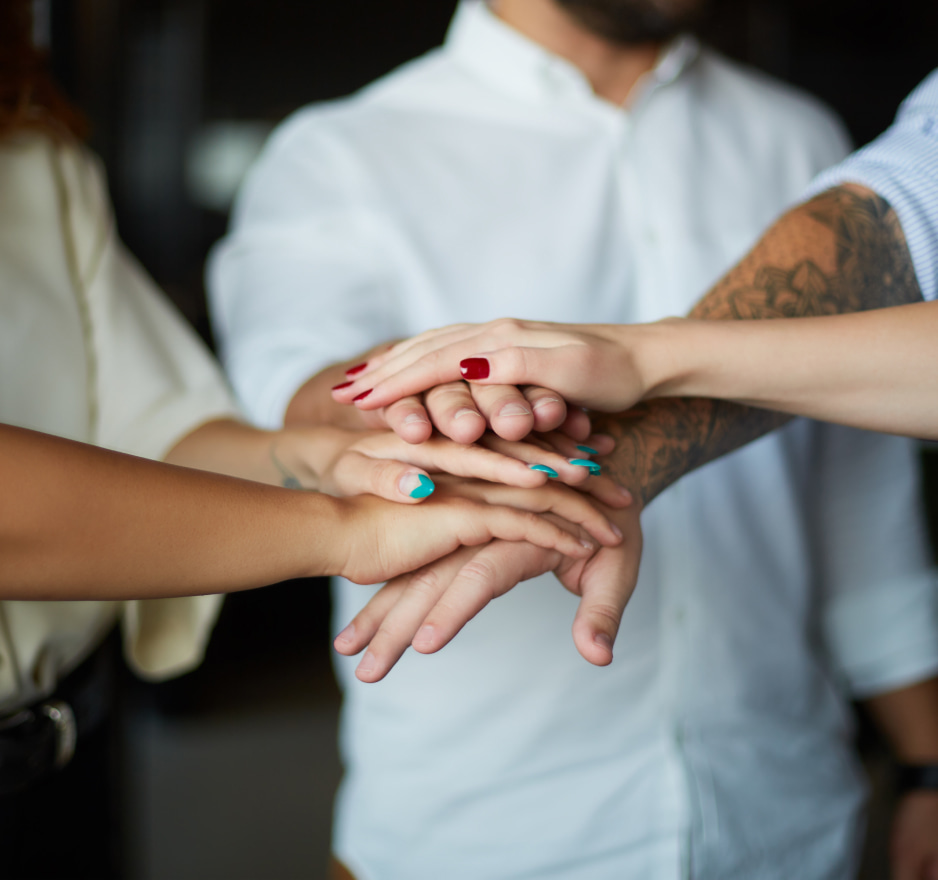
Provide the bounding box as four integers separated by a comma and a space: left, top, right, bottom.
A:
522, 386, 567, 433
448, 501, 598, 558
332, 452, 437, 503
374, 396, 433, 444
354, 548, 477, 682
333, 341, 469, 408
356, 323, 476, 377
333, 581, 404, 656
466, 383, 535, 441
535, 430, 612, 460
558, 406, 592, 442
423, 381, 487, 443
570, 514, 642, 666
412, 542, 561, 654
367, 436, 552, 489
479, 434, 593, 486
440, 482, 622, 548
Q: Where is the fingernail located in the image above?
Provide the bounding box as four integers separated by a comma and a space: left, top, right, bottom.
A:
594, 632, 614, 655
353, 389, 372, 402
400, 472, 435, 499
576, 445, 599, 455
531, 396, 561, 411
617, 485, 633, 503
570, 459, 602, 475
357, 652, 376, 676
529, 464, 559, 478
499, 403, 531, 417
454, 407, 483, 420
335, 623, 355, 645
413, 624, 436, 651
610, 522, 623, 539
580, 539, 595, 551
332, 381, 353, 391
403, 413, 429, 425
346, 363, 368, 376
460, 357, 490, 380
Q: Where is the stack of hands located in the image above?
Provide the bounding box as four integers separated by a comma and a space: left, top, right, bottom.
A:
319, 320, 647, 683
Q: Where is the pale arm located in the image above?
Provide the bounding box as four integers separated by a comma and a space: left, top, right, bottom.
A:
626, 301, 938, 439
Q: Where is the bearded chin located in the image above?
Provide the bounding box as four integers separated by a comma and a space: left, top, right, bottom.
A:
554, 0, 704, 45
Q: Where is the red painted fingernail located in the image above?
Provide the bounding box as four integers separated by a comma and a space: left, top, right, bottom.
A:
460, 358, 490, 380
353, 389, 373, 402
332, 381, 353, 391
346, 362, 368, 376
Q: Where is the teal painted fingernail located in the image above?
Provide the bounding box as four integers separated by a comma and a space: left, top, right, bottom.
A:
529, 464, 559, 479
402, 473, 436, 499
570, 459, 602, 476
576, 445, 599, 455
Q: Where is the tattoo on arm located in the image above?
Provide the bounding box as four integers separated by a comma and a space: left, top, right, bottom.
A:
598, 186, 923, 507
270, 444, 313, 491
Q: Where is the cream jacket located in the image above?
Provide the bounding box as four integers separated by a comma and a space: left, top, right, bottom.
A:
0, 133, 237, 709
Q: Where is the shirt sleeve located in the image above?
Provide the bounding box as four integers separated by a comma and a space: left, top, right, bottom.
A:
802, 68, 938, 302
207, 111, 405, 428
813, 424, 938, 698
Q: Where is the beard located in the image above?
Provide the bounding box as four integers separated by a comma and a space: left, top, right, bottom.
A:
553, 0, 707, 45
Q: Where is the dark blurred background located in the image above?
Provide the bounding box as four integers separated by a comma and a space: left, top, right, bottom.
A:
42, 0, 938, 877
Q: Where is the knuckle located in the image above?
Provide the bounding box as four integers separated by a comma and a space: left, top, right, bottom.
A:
587, 602, 623, 631
406, 566, 444, 601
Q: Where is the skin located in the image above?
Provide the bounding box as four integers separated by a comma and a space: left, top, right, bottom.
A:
0, 423, 621, 600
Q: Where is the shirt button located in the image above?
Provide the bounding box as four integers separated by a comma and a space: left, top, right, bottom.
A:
672, 606, 686, 623
674, 723, 686, 746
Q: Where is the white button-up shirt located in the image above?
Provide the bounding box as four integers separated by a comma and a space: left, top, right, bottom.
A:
209, 4, 938, 878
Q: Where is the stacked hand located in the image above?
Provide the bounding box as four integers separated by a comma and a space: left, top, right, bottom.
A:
330, 319, 653, 436
335, 487, 641, 681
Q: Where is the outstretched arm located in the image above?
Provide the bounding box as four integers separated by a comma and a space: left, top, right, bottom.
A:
0, 424, 600, 600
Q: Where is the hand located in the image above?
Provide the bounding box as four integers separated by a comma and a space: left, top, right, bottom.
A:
333, 477, 627, 591
892, 791, 938, 880
335, 500, 643, 682
330, 318, 647, 418
276, 426, 627, 504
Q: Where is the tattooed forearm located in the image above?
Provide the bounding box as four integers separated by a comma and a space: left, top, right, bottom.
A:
600, 185, 922, 506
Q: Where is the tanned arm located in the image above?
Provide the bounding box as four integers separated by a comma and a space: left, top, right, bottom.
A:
592, 184, 924, 505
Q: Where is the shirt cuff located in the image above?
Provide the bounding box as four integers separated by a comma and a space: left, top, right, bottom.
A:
121, 594, 223, 681
822, 572, 938, 698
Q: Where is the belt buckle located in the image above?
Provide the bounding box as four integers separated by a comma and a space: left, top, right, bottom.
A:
40, 701, 77, 769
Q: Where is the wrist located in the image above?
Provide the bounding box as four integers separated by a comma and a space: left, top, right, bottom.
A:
627, 319, 693, 400
896, 763, 938, 794
303, 492, 355, 578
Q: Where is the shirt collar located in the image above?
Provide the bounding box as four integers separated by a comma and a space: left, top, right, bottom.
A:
444, 0, 699, 109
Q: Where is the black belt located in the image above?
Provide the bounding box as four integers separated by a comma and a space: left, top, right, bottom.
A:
0, 638, 113, 796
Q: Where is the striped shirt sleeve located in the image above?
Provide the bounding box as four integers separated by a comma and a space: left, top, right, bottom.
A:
803, 68, 938, 302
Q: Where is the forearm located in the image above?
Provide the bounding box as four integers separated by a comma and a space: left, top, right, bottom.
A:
596, 184, 924, 504
0, 424, 342, 599
862, 677, 938, 762
636, 304, 938, 438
